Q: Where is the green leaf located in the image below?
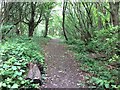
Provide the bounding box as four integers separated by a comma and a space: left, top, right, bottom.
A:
3, 64, 9, 69
18, 77, 23, 80
111, 85, 117, 88
12, 66, 17, 70
21, 81, 25, 84
0, 82, 2, 88
20, 69, 25, 72
6, 78, 12, 82
14, 62, 21, 65
15, 71, 22, 76
105, 83, 109, 88
99, 81, 104, 86
8, 85, 11, 88
11, 83, 19, 88
2, 83, 6, 87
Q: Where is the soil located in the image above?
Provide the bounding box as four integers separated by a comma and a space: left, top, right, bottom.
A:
42, 39, 88, 88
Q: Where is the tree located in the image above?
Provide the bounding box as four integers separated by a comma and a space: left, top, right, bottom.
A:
1, 2, 45, 37
23, 2, 43, 37
95, 3, 103, 29
62, 1, 68, 41
109, 2, 119, 26
44, 2, 55, 37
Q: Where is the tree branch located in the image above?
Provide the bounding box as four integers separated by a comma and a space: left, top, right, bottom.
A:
34, 9, 43, 28
103, 5, 112, 14
21, 20, 29, 25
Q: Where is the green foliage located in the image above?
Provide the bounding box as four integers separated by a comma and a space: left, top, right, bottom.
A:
49, 13, 62, 36
1, 24, 14, 32
87, 26, 119, 55
0, 36, 45, 88
66, 39, 86, 52
109, 54, 120, 63
66, 25, 119, 89
1, 2, 119, 89
1, 24, 15, 38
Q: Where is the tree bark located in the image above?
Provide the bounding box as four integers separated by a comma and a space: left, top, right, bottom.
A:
44, 17, 49, 37
109, 2, 119, 26
82, 3, 93, 28
62, 1, 68, 41
28, 2, 35, 37
28, 23, 34, 37
101, 6, 109, 28
96, 3, 103, 29
16, 29, 20, 35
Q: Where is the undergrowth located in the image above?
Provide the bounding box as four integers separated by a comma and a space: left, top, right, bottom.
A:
0, 35, 49, 88
66, 26, 120, 89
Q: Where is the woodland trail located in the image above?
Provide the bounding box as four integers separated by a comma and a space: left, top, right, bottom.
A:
42, 39, 87, 88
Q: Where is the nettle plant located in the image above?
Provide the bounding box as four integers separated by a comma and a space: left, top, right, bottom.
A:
0, 37, 44, 88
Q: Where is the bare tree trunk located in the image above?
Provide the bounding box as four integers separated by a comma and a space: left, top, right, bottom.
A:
62, 1, 68, 41
16, 26, 20, 35
44, 17, 49, 37
28, 23, 34, 37
82, 3, 93, 28
109, 2, 119, 26
96, 3, 103, 29
28, 2, 35, 37
102, 7, 109, 28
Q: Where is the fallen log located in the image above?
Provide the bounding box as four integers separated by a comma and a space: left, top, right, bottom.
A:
26, 62, 34, 80
32, 64, 41, 84
25, 62, 42, 85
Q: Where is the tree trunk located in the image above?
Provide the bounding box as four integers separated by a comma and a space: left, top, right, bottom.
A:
62, 1, 68, 41
96, 3, 103, 29
28, 24, 34, 37
102, 7, 109, 28
16, 24, 20, 35
44, 18, 49, 37
109, 2, 119, 26
16, 29, 20, 35
28, 2, 35, 37
82, 3, 93, 28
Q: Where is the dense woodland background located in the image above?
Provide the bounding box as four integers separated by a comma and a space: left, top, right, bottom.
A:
0, 1, 120, 89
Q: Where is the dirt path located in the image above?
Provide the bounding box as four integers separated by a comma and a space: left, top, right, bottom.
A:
42, 39, 87, 88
